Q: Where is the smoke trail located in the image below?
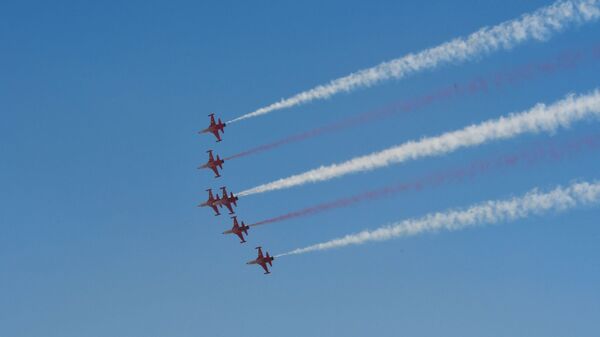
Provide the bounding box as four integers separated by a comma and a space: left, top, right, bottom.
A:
230, 0, 600, 123
277, 180, 600, 257
239, 89, 600, 196
226, 46, 594, 161
249, 134, 600, 227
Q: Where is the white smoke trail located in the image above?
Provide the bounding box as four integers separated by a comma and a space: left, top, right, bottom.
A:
239, 89, 600, 196
277, 180, 600, 256
230, 0, 600, 123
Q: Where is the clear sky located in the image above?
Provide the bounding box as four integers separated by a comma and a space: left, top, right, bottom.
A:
1, 1, 600, 336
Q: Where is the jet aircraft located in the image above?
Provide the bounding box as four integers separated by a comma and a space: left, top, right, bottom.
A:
215, 186, 238, 215
199, 188, 221, 216
246, 246, 274, 274
222, 216, 250, 243
199, 150, 224, 178
199, 113, 226, 142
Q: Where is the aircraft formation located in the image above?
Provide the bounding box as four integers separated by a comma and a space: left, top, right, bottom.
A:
198, 113, 275, 274
195, 1, 600, 275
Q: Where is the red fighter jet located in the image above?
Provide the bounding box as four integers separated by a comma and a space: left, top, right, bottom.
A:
198, 188, 221, 216
246, 246, 275, 274
199, 113, 226, 142
214, 186, 238, 215
199, 150, 224, 178
222, 216, 250, 243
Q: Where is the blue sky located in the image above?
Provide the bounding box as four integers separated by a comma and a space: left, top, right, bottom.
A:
1, 1, 600, 336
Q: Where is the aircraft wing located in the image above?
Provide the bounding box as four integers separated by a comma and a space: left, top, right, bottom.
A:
260, 262, 270, 274
209, 114, 216, 125
224, 202, 234, 214
211, 205, 220, 216
257, 247, 264, 258
212, 129, 222, 142
208, 151, 215, 162
235, 232, 246, 243
210, 166, 220, 177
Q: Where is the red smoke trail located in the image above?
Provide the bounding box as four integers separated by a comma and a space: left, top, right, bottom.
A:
249, 134, 600, 227
226, 44, 598, 161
